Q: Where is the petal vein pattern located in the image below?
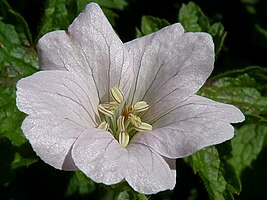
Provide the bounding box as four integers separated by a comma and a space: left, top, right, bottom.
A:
72, 129, 127, 185
37, 3, 133, 102
16, 71, 99, 169
15, 2, 245, 195
125, 142, 176, 194
125, 24, 214, 121
133, 95, 245, 158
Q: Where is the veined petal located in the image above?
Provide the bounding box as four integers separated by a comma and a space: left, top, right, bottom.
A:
133, 95, 245, 159
72, 129, 127, 185
68, 3, 133, 101
37, 3, 133, 102
125, 143, 176, 194
125, 23, 214, 119
16, 71, 99, 169
16, 71, 98, 127
21, 115, 82, 170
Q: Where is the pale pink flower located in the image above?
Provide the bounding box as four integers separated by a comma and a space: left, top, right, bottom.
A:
16, 3, 244, 194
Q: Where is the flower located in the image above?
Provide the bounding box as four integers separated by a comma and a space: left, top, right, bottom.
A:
16, 3, 245, 194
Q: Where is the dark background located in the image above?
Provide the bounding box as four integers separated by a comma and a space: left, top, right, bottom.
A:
3, 0, 267, 199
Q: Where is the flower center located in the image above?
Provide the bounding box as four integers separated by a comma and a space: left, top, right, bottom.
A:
97, 87, 152, 147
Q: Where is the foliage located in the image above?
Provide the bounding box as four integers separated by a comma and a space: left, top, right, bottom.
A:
0, 0, 267, 199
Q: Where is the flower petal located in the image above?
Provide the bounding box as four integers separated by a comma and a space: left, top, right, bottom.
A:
133, 95, 245, 159
16, 71, 98, 127
72, 128, 127, 185
125, 143, 176, 194
37, 3, 133, 102
125, 24, 214, 119
21, 115, 82, 170
16, 71, 99, 169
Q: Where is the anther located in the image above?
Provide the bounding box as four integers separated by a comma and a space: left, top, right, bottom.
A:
98, 104, 114, 117
110, 87, 124, 104
117, 116, 125, 132
97, 121, 109, 131
133, 101, 149, 113
135, 122, 153, 131
128, 113, 142, 127
119, 131, 129, 147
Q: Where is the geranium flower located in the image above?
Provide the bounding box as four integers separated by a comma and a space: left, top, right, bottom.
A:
16, 3, 244, 194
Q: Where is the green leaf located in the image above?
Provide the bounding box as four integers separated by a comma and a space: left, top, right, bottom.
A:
137, 15, 170, 36
0, 0, 33, 44
114, 191, 130, 200
37, 0, 77, 39
178, 2, 227, 54
200, 66, 267, 121
65, 171, 96, 197
184, 145, 240, 200
230, 123, 267, 176
77, 0, 127, 10
0, 19, 38, 184
178, 2, 209, 32
208, 22, 227, 55
77, 0, 128, 25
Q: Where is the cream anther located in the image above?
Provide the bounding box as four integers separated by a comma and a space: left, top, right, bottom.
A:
110, 87, 124, 104
128, 113, 142, 127
97, 104, 114, 117
117, 116, 125, 132
133, 101, 149, 113
135, 122, 153, 131
119, 131, 129, 147
97, 121, 110, 131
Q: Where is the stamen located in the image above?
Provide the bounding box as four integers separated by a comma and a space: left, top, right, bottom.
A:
97, 121, 109, 131
128, 113, 142, 127
110, 87, 124, 104
135, 122, 153, 131
117, 116, 125, 132
119, 131, 129, 147
102, 102, 119, 111
97, 87, 152, 146
133, 101, 149, 113
97, 104, 114, 117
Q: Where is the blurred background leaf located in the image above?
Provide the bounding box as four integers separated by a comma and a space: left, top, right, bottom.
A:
178, 2, 227, 55
1, 0, 267, 199
0, 0, 38, 190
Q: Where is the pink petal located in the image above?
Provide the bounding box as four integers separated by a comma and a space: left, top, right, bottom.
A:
125, 142, 176, 194
72, 129, 127, 185
72, 128, 175, 194
125, 24, 214, 120
37, 3, 133, 102
133, 95, 245, 159
16, 71, 98, 169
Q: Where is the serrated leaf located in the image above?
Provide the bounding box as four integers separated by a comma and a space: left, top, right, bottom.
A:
184, 146, 240, 200
209, 22, 227, 54
178, 2, 209, 32
0, 0, 33, 44
178, 2, 227, 54
200, 66, 267, 121
0, 19, 38, 184
37, 0, 77, 39
137, 15, 170, 36
0, 21, 38, 143
230, 123, 267, 176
